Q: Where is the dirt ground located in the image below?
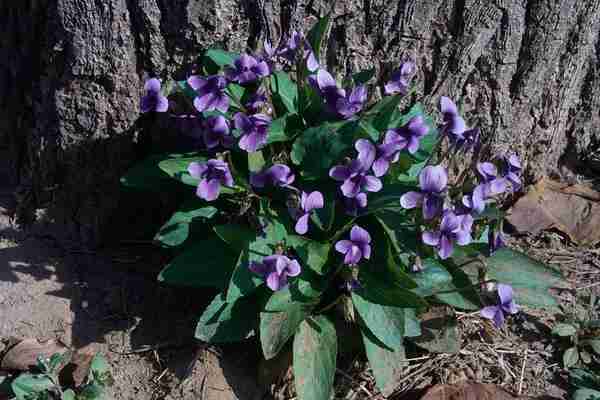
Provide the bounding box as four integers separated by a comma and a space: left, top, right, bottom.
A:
0, 177, 598, 399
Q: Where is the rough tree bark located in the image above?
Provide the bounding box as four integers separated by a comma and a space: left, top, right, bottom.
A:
1, 0, 599, 245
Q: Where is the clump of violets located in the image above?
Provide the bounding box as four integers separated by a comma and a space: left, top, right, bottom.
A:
335, 225, 372, 265
293, 191, 324, 235
480, 283, 519, 328
141, 78, 169, 113
250, 164, 295, 188
234, 113, 271, 152
249, 254, 301, 291
188, 159, 234, 201
188, 75, 229, 113
400, 165, 447, 220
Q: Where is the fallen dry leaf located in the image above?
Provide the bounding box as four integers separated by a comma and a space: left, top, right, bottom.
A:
506, 178, 600, 245
0, 338, 67, 371
67, 344, 98, 387
420, 382, 526, 400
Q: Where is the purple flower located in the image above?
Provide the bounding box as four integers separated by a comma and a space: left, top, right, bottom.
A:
203, 115, 234, 149
501, 154, 522, 191
439, 96, 479, 150
384, 61, 415, 96
187, 75, 229, 113
294, 191, 324, 235
381, 115, 429, 169
188, 159, 234, 201
234, 112, 271, 152
250, 164, 295, 188
249, 254, 301, 291
275, 31, 319, 71
225, 54, 270, 84
400, 165, 448, 220
335, 225, 372, 265
422, 211, 473, 259
329, 153, 382, 199
480, 283, 519, 328
462, 162, 507, 214
245, 90, 268, 113
311, 69, 367, 119
343, 192, 368, 216
141, 78, 169, 113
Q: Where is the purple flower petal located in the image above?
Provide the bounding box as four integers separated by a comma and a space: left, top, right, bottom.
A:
187, 76, 207, 91
188, 162, 207, 179
286, 260, 301, 277
400, 191, 424, 209
362, 175, 382, 192
419, 165, 448, 193
497, 284, 513, 306
344, 245, 362, 265
335, 240, 353, 254
372, 157, 390, 177
355, 139, 376, 170
329, 165, 351, 181
295, 214, 310, 235
317, 69, 336, 89
306, 50, 319, 71
197, 178, 221, 201
341, 178, 361, 198
480, 305, 499, 320
303, 191, 324, 212
194, 92, 217, 112
422, 231, 441, 246
249, 261, 270, 277
349, 85, 367, 104
266, 271, 283, 291
350, 225, 371, 245
438, 235, 454, 259
422, 195, 443, 220
440, 96, 458, 116
145, 78, 161, 93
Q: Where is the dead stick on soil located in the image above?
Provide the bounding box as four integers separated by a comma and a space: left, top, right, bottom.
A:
576, 281, 600, 290
518, 350, 528, 395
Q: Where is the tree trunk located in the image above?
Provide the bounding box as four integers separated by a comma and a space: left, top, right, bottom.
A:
1, 0, 599, 245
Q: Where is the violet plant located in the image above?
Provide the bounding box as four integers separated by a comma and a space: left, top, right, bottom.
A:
121, 16, 567, 400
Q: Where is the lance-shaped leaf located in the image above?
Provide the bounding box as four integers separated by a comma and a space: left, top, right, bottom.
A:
361, 328, 408, 396
352, 291, 420, 350
154, 200, 217, 247
409, 307, 460, 354
196, 292, 259, 343
293, 316, 337, 400
260, 302, 310, 360
270, 71, 298, 114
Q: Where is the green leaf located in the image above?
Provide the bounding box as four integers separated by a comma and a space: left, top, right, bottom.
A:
370, 95, 403, 131
459, 247, 566, 309
120, 153, 183, 190
203, 49, 238, 72
359, 119, 381, 141
410, 308, 460, 354
552, 323, 578, 337
260, 302, 310, 360
294, 240, 330, 275
11, 374, 54, 400
264, 286, 311, 312
291, 122, 357, 180
62, 389, 76, 400
293, 316, 337, 400
352, 292, 420, 351
155, 201, 217, 247
353, 68, 376, 85
574, 388, 600, 400
158, 154, 206, 186
248, 151, 266, 173
583, 339, 600, 355
564, 347, 580, 368
306, 16, 330, 59
270, 72, 298, 114
368, 185, 415, 214
361, 328, 407, 396
570, 368, 600, 391
78, 382, 105, 400
158, 237, 237, 289
195, 292, 258, 343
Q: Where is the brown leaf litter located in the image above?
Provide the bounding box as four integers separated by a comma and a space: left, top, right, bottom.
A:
507, 178, 600, 245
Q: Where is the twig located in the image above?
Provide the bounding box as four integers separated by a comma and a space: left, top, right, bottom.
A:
518, 350, 528, 395
576, 281, 600, 290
